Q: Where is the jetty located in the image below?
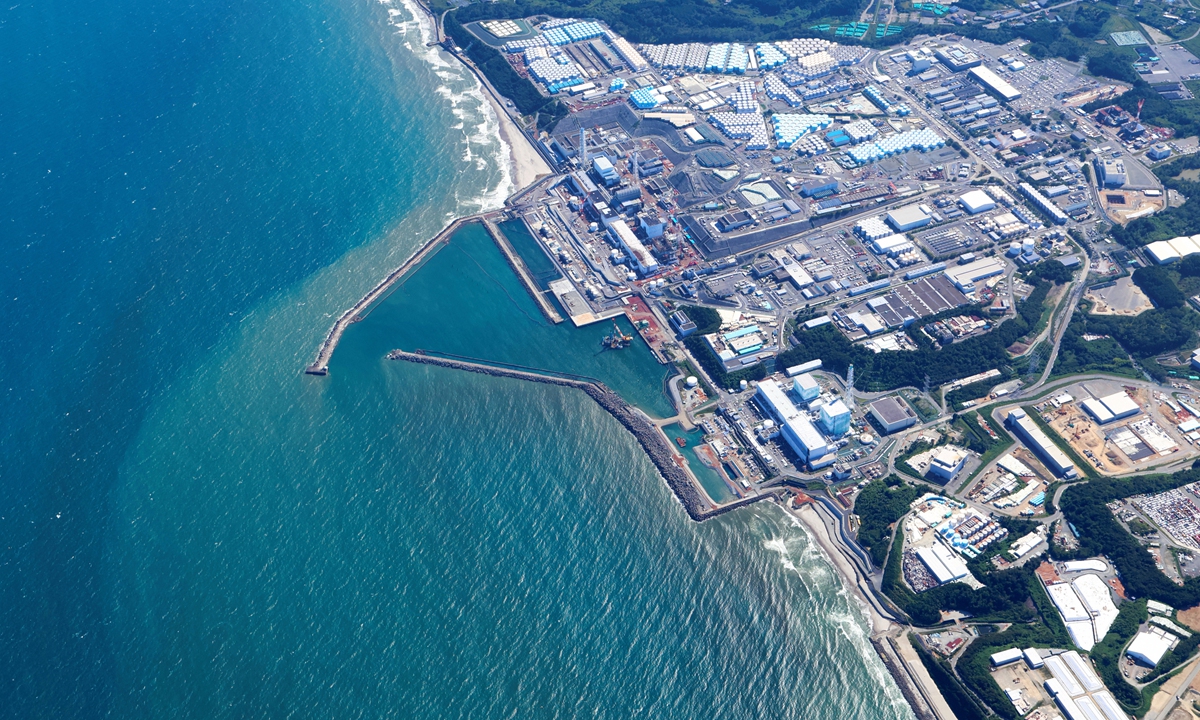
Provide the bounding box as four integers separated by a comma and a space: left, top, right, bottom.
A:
304, 216, 471, 375
387, 349, 774, 521
481, 217, 563, 324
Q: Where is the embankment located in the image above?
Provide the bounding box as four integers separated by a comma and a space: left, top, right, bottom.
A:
481, 218, 563, 324
387, 349, 774, 521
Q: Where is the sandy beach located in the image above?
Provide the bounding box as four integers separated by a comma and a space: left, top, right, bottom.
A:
405, 0, 551, 193
790, 501, 895, 633
490, 94, 552, 191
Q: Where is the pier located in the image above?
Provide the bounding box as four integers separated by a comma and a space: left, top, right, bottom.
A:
481, 217, 564, 324
304, 216, 469, 375
387, 349, 774, 521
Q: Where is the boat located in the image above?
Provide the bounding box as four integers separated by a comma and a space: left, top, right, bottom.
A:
602, 319, 633, 349
675, 437, 687, 448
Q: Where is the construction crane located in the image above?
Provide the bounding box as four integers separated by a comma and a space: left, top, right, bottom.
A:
602, 319, 633, 349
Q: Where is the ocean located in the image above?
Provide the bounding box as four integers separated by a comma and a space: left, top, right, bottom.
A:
0, 0, 916, 716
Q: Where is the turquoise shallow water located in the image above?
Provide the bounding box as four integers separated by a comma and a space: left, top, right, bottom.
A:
3, 0, 918, 715
334, 222, 676, 417
661, 422, 735, 504
498, 218, 563, 290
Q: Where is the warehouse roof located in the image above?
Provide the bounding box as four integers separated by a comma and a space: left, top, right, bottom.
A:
1127, 631, 1174, 667
1047, 583, 1089, 623
969, 65, 1022, 101
870, 396, 915, 425
886, 204, 932, 230
959, 189, 996, 214
1099, 391, 1139, 419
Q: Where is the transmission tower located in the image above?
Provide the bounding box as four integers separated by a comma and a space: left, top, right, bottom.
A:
1026, 347, 1043, 378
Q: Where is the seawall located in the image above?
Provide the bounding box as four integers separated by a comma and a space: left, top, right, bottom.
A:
387, 349, 774, 522
305, 216, 473, 375
481, 218, 563, 324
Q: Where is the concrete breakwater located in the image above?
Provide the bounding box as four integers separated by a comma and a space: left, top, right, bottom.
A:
387, 349, 774, 522
480, 218, 563, 324
872, 637, 938, 720
305, 216, 473, 375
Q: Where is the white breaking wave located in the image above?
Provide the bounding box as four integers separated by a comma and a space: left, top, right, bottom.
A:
775, 510, 913, 715
387, 0, 514, 214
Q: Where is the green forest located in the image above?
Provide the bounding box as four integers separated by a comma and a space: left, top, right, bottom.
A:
1059, 470, 1200, 607
853, 476, 927, 565
1051, 257, 1200, 379
1049, 313, 1137, 379
443, 12, 568, 126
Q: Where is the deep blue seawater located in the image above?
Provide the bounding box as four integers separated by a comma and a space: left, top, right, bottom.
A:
1, 0, 916, 716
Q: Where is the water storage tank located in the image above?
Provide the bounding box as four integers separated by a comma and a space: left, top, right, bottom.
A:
686, 376, 699, 388
626, 272, 637, 282
739, 379, 749, 390
589, 222, 599, 232
860, 433, 874, 445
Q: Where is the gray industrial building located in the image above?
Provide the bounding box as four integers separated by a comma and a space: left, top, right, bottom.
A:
1005, 408, 1077, 478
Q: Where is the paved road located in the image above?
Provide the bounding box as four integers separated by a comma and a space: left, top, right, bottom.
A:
1147, 654, 1200, 720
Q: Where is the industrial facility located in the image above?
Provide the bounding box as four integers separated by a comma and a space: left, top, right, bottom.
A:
1044, 573, 1118, 651
1006, 408, 1078, 478
926, 447, 969, 481
967, 65, 1021, 102
754, 379, 837, 469
943, 256, 1006, 293
869, 396, 918, 434
958, 189, 996, 215
1144, 235, 1200, 264
1080, 391, 1141, 425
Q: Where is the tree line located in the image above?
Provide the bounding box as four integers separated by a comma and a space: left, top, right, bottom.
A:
778, 280, 1053, 393
443, 11, 568, 127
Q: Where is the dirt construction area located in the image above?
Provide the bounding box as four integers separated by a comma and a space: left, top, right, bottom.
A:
1085, 276, 1154, 316
1178, 605, 1200, 632
1042, 383, 1197, 474
990, 662, 1052, 716
1101, 189, 1165, 224
1045, 401, 1129, 473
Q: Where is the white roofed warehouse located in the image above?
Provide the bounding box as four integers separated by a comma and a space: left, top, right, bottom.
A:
968, 65, 1021, 102
1127, 630, 1174, 667
1081, 392, 1140, 425
886, 204, 933, 232
1005, 408, 1077, 478
1145, 240, 1180, 264
959, 189, 996, 215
